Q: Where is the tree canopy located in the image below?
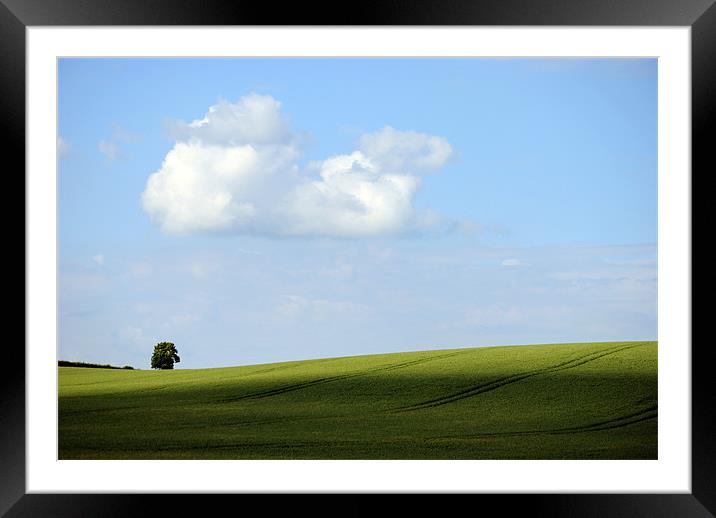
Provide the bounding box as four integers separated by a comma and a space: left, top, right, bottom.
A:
151, 342, 180, 370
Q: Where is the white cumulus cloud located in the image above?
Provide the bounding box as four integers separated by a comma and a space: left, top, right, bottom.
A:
142, 94, 454, 237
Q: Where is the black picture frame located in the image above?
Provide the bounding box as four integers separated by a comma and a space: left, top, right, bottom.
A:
5, 0, 708, 515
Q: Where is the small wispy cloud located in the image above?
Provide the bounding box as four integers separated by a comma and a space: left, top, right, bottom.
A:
464, 305, 521, 327
186, 260, 218, 280
58, 136, 70, 158
457, 219, 486, 237
170, 312, 200, 326
117, 326, 147, 351
98, 124, 138, 162
320, 263, 354, 280
236, 248, 262, 255
277, 294, 357, 320
92, 254, 105, 266
501, 258, 522, 267
98, 140, 120, 161
278, 294, 310, 317
130, 262, 152, 278
549, 268, 656, 282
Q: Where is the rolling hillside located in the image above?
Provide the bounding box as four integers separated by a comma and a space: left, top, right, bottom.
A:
58, 341, 657, 459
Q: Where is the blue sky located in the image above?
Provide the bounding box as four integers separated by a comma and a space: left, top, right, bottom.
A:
58, 58, 657, 369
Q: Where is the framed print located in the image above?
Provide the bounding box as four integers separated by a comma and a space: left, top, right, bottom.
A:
6, 0, 709, 515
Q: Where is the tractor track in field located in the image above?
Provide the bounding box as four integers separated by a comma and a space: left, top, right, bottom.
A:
431, 404, 658, 440
217, 349, 473, 403
215, 405, 657, 435
393, 342, 649, 413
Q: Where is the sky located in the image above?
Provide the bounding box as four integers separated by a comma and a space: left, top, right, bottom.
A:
58, 58, 657, 369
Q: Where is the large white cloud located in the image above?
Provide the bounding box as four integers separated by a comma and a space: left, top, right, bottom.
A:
142, 94, 453, 237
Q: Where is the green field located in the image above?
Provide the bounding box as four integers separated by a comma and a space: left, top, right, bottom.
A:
58, 341, 657, 459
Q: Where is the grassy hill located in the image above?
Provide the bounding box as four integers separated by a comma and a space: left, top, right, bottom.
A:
58, 341, 657, 459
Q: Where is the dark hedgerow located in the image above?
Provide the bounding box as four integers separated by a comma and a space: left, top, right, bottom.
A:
58, 360, 135, 370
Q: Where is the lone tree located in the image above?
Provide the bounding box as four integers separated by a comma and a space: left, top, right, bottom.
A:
151, 341, 180, 370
